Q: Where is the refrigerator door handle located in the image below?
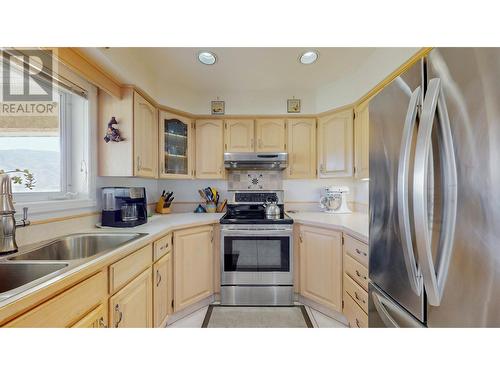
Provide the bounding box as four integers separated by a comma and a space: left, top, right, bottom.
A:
413, 78, 458, 306
371, 290, 400, 327
397, 86, 423, 296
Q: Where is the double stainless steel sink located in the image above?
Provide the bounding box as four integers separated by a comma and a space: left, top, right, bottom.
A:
0, 232, 147, 302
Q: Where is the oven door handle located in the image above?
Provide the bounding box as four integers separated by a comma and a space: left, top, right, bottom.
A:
221, 230, 292, 236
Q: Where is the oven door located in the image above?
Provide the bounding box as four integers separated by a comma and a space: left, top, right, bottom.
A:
221, 226, 293, 285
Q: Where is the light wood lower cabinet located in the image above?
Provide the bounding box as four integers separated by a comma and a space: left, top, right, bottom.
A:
5, 271, 107, 328
72, 303, 108, 328
153, 252, 173, 327
343, 292, 368, 328
299, 225, 343, 312
109, 268, 153, 328
173, 225, 214, 312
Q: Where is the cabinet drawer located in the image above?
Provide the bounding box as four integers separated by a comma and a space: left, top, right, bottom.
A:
344, 254, 369, 291
72, 303, 107, 328
344, 274, 368, 313
110, 245, 152, 294
344, 235, 369, 267
153, 232, 172, 261
5, 271, 107, 327
343, 293, 368, 328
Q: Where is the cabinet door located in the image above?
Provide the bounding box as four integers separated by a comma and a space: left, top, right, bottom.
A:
134, 92, 158, 178
195, 119, 224, 179
225, 119, 255, 152
354, 101, 369, 179
72, 303, 107, 328
153, 252, 173, 327
173, 226, 214, 312
110, 268, 153, 328
255, 119, 286, 152
286, 118, 316, 179
299, 226, 343, 312
318, 109, 353, 178
159, 111, 193, 179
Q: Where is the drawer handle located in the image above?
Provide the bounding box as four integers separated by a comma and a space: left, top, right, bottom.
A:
354, 292, 366, 304
115, 304, 123, 328
99, 317, 107, 328
355, 248, 367, 257
355, 270, 367, 280
355, 318, 361, 328
156, 269, 162, 287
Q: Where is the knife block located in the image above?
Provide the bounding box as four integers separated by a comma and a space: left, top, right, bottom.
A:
155, 198, 172, 214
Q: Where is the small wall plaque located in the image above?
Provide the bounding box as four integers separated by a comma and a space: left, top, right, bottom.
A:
287, 98, 301, 113
211, 100, 225, 115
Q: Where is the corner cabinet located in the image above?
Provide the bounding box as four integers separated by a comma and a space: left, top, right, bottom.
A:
299, 225, 343, 312
225, 119, 254, 152
354, 101, 369, 180
195, 119, 224, 179
317, 109, 353, 178
98, 88, 158, 178
255, 119, 286, 152
286, 118, 316, 179
173, 225, 214, 312
159, 111, 194, 179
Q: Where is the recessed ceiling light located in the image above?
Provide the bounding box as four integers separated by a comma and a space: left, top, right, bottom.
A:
299, 50, 319, 64
198, 51, 217, 65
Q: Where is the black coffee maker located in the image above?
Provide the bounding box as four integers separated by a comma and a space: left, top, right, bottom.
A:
101, 187, 148, 227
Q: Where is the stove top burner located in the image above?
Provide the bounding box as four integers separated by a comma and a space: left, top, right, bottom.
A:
220, 204, 294, 225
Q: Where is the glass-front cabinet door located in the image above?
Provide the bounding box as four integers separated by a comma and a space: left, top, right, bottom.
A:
159, 110, 193, 178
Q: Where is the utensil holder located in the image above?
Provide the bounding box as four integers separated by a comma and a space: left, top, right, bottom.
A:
206, 202, 217, 213
155, 198, 172, 214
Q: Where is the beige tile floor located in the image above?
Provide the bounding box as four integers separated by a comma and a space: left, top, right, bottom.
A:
168, 304, 347, 328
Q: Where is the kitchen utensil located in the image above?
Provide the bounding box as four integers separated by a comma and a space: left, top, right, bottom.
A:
198, 189, 208, 202
217, 199, 227, 213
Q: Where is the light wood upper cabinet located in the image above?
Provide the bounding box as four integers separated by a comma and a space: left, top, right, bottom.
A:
255, 119, 286, 152
317, 109, 353, 178
354, 101, 369, 180
153, 252, 173, 327
299, 225, 343, 312
133, 92, 158, 178
225, 119, 254, 152
159, 111, 194, 179
195, 119, 224, 179
109, 268, 153, 328
286, 118, 316, 179
173, 225, 214, 312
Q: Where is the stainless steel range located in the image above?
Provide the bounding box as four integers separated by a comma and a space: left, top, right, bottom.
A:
220, 153, 294, 306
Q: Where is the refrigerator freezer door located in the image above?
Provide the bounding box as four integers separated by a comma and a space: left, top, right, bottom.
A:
426, 48, 500, 327
369, 59, 426, 323
369, 282, 424, 328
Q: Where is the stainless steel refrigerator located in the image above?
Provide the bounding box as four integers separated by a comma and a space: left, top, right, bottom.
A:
369, 48, 500, 327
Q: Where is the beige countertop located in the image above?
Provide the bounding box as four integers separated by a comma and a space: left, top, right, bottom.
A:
0, 213, 223, 315
286, 211, 369, 243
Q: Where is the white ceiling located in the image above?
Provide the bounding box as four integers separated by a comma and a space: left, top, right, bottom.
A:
87, 47, 377, 92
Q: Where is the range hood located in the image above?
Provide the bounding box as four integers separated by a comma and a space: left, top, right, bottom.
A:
224, 152, 288, 170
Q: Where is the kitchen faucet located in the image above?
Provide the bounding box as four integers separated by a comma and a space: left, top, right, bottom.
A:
0, 173, 30, 255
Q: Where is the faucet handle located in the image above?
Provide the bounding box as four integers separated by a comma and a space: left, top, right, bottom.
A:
23, 207, 28, 221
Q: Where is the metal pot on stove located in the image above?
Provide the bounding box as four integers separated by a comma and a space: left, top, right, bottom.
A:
263, 197, 281, 219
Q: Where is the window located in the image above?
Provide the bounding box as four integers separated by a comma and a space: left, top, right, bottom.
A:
0, 57, 96, 213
